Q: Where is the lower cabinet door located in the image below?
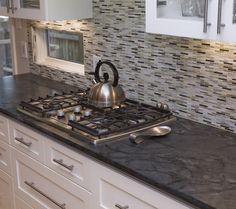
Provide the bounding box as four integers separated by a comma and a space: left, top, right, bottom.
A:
12, 148, 92, 209
0, 114, 9, 144
15, 196, 34, 209
0, 140, 11, 175
0, 169, 14, 209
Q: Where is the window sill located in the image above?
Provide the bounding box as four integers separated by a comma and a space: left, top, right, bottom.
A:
35, 57, 85, 75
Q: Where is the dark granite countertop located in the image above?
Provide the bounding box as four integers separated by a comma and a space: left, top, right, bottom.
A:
1, 74, 236, 209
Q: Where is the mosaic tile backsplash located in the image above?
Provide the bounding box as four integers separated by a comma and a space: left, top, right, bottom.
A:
29, 0, 236, 133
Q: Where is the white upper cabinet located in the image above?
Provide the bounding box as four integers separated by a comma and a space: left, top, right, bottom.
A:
217, 0, 236, 42
0, 0, 92, 21
0, 0, 9, 16
146, 0, 236, 43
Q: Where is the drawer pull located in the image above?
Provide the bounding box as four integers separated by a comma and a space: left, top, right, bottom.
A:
24, 181, 66, 209
15, 137, 32, 147
115, 204, 129, 209
53, 158, 74, 171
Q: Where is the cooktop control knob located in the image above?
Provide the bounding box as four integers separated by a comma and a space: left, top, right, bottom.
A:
74, 106, 82, 114
163, 104, 169, 111
157, 102, 162, 109
68, 114, 76, 121
57, 110, 65, 118
84, 109, 92, 117
156, 103, 169, 111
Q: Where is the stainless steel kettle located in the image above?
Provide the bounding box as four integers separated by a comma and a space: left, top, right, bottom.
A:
88, 60, 126, 107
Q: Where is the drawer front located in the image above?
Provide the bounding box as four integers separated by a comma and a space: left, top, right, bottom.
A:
0, 169, 14, 209
91, 162, 192, 209
0, 114, 9, 143
13, 149, 91, 209
15, 196, 34, 209
0, 141, 11, 175
100, 179, 156, 209
9, 121, 44, 163
45, 140, 91, 190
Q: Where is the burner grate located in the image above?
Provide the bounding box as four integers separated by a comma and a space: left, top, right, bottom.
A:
19, 91, 88, 115
69, 100, 172, 138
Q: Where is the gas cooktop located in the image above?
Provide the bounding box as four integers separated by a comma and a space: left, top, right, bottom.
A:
17, 91, 175, 144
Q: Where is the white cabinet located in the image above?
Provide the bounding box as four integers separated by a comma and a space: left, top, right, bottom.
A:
12, 148, 91, 209
44, 139, 92, 191
14, 196, 34, 209
146, 0, 236, 42
0, 0, 92, 21
9, 120, 45, 163
0, 140, 11, 175
0, 0, 9, 16
0, 113, 194, 209
217, 0, 236, 42
0, 114, 9, 144
90, 161, 192, 209
0, 169, 14, 209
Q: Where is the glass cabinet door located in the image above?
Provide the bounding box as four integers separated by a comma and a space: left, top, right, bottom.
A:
217, 0, 236, 42
0, 0, 7, 7
0, 0, 9, 18
20, 0, 40, 9
157, 0, 205, 21
146, 0, 216, 40
14, 0, 45, 20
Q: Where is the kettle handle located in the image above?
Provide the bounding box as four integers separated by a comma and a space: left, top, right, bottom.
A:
94, 60, 119, 87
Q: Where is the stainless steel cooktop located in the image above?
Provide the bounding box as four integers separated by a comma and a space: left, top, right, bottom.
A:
17, 91, 175, 144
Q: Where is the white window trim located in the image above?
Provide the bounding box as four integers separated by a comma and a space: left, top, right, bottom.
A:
32, 27, 85, 75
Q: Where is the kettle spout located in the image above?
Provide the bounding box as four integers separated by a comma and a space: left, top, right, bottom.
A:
92, 79, 97, 84
87, 72, 97, 84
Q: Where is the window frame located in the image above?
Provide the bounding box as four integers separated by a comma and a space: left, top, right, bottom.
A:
32, 27, 85, 75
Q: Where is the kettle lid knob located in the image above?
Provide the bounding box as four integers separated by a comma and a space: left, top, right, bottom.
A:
103, 73, 109, 83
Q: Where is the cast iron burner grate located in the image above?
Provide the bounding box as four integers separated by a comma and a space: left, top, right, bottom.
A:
19, 90, 89, 116
69, 100, 172, 138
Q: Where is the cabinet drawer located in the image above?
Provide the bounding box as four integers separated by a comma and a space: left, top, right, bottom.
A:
0, 114, 9, 143
9, 121, 44, 163
100, 179, 191, 209
15, 196, 34, 209
100, 179, 158, 209
92, 162, 192, 209
12, 149, 91, 209
0, 169, 14, 209
45, 139, 91, 190
0, 141, 11, 175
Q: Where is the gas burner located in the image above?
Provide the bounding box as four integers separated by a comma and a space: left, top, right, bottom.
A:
17, 91, 175, 144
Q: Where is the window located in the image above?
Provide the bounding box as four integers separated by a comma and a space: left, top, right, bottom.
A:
32, 27, 85, 75
0, 16, 13, 77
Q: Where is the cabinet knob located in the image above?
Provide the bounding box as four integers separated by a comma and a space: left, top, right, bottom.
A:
115, 204, 129, 209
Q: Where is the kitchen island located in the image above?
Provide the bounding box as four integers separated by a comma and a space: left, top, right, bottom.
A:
0, 73, 236, 209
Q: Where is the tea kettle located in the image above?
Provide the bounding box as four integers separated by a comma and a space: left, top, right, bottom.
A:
88, 60, 125, 108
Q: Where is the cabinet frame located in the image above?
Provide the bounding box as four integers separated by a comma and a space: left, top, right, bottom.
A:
0, 0, 92, 21
146, 0, 236, 42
